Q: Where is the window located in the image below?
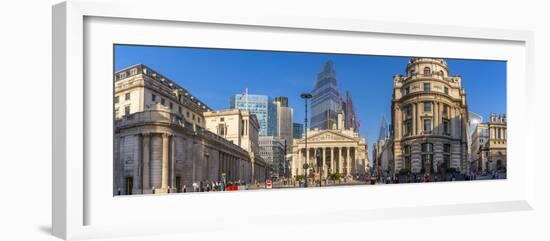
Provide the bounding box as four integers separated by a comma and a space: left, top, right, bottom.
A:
114, 96, 119, 104
421, 142, 434, 173
124, 106, 130, 116
152, 94, 156, 102
197, 118, 201, 123
423, 102, 432, 112
404, 120, 412, 136
403, 145, 411, 170
119, 72, 126, 79
423, 119, 432, 134
405, 105, 412, 118
218, 124, 226, 136
404, 86, 410, 95
421, 143, 433, 152
423, 67, 431, 76
443, 144, 451, 169
186, 112, 190, 118
423, 83, 431, 91
169, 102, 173, 110
443, 119, 450, 135
444, 87, 449, 95
220, 117, 224, 122
178, 106, 182, 114
442, 105, 449, 116
125, 92, 131, 100
161, 98, 165, 106
130, 68, 138, 75
241, 120, 245, 136
443, 144, 451, 153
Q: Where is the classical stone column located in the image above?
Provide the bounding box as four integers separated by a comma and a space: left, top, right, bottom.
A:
434, 102, 439, 135
170, 135, 175, 190
412, 103, 417, 135
346, 147, 351, 176
142, 133, 151, 192
132, 134, 142, 194
329, 147, 336, 173
339, 147, 343, 174
322, 147, 326, 176
417, 103, 422, 135
161, 133, 169, 191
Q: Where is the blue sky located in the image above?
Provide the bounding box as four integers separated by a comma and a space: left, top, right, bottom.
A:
115, 45, 506, 148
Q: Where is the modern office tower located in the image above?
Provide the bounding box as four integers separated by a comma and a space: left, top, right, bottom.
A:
274, 96, 293, 151
230, 93, 277, 136
310, 61, 341, 130
293, 123, 304, 139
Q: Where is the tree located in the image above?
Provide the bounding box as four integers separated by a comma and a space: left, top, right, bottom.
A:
295, 175, 305, 182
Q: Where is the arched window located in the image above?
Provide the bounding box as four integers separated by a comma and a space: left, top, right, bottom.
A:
423, 67, 431, 76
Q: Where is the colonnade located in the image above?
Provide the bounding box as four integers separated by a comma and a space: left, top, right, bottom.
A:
294, 146, 356, 177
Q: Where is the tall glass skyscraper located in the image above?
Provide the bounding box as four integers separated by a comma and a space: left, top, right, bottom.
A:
311, 61, 341, 130
230, 93, 277, 136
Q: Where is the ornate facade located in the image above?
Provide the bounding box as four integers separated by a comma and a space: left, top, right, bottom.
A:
291, 111, 368, 179
203, 109, 267, 181
472, 114, 507, 172
391, 58, 470, 175
114, 64, 264, 195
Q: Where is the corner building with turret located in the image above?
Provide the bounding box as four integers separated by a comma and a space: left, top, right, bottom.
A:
391, 58, 470, 175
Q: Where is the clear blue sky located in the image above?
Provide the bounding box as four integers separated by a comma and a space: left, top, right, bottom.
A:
114, 45, 506, 148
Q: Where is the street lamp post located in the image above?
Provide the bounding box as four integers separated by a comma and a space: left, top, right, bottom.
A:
300, 93, 312, 188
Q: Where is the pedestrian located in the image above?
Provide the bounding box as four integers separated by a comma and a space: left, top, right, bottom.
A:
183, 185, 187, 193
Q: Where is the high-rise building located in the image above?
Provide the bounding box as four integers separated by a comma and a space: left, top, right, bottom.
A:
292, 123, 304, 139
259, 136, 285, 177
230, 93, 277, 136
310, 61, 341, 130
391, 58, 470, 175
373, 116, 392, 176
344, 91, 359, 132
274, 96, 293, 151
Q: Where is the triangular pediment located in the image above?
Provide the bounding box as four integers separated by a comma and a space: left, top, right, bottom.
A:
297, 130, 356, 144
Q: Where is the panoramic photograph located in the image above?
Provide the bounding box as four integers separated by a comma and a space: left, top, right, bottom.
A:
113, 45, 507, 196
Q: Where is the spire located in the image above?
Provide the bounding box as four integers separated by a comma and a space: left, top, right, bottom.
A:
378, 115, 388, 141
323, 60, 335, 74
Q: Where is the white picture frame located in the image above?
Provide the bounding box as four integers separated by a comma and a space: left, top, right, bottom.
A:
52, 0, 536, 240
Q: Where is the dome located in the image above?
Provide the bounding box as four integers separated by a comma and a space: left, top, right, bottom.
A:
406, 57, 449, 78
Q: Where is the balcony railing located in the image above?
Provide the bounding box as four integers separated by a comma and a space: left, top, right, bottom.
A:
115, 110, 249, 157
115, 110, 192, 130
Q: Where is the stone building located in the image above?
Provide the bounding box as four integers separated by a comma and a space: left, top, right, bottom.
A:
473, 114, 507, 172
391, 58, 470, 175
203, 109, 267, 181
291, 111, 368, 179
470, 122, 489, 172
114, 64, 262, 195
